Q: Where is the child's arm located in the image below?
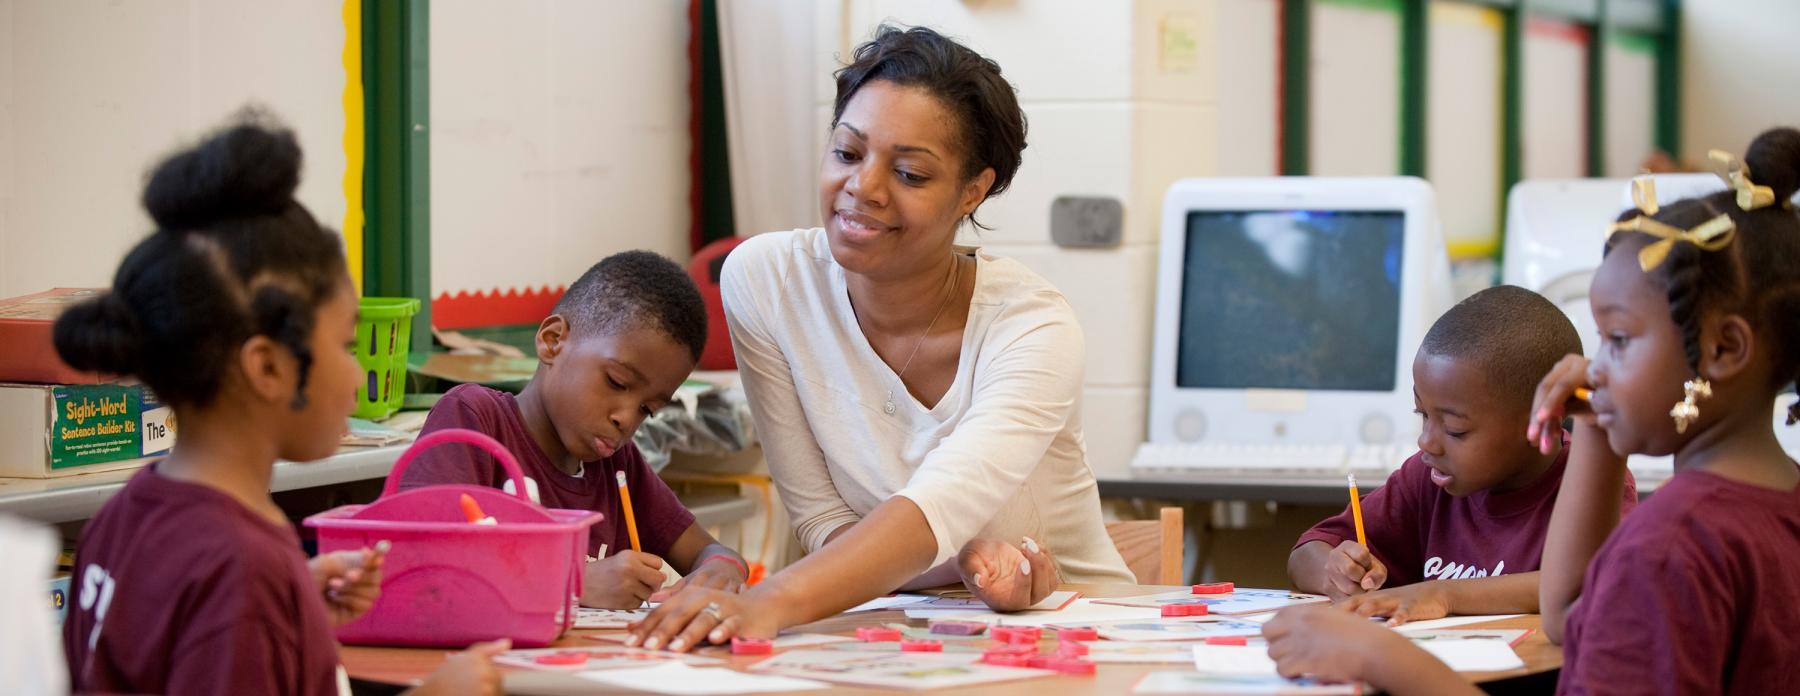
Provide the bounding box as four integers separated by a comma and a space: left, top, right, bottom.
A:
660, 522, 748, 594
1289, 539, 1388, 600
1263, 605, 1482, 696
1529, 355, 1627, 644
1339, 571, 1539, 625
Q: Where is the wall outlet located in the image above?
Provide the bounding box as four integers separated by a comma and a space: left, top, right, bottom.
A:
1050, 196, 1124, 248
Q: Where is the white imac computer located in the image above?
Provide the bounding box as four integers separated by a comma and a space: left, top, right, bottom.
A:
1133, 178, 1454, 478
1502, 174, 1800, 487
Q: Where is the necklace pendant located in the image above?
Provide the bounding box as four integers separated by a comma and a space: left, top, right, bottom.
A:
884, 389, 897, 415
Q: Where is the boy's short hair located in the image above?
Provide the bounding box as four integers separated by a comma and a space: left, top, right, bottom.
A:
554, 250, 707, 363
1419, 285, 1582, 409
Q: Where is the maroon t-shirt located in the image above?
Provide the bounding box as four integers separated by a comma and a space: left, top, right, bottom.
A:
1561, 468, 1800, 695
1296, 445, 1638, 586
63, 464, 343, 696
397, 384, 695, 559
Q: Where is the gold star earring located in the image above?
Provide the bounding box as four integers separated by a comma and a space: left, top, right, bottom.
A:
1670, 378, 1713, 434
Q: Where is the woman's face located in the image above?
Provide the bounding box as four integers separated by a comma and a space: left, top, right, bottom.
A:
819, 80, 995, 281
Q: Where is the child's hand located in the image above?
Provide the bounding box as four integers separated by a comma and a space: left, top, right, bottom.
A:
408, 638, 508, 696
1338, 581, 1449, 626
1264, 605, 1402, 683
582, 551, 667, 609
955, 536, 1057, 611
1322, 541, 1386, 600
310, 542, 387, 627
1528, 353, 1596, 454
651, 557, 745, 602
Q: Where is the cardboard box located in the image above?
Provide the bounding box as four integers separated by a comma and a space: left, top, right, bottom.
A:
0, 288, 108, 385
0, 382, 174, 478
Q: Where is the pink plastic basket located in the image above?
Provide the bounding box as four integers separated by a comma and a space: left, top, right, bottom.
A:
304, 429, 603, 648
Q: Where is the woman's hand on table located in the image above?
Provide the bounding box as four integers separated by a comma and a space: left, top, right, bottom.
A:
956, 536, 1057, 611
626, 586, 780, 652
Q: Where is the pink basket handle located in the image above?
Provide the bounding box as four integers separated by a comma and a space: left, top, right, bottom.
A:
380, 428, 533, 502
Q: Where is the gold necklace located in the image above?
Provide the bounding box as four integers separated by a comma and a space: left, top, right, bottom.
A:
884, 258, 962, 416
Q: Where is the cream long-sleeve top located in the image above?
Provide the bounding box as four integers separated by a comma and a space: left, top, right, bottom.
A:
721, 228, 1133, 583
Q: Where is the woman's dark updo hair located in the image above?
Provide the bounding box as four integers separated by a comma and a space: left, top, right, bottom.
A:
53, 110, 350, 410
832, 24, 1027, 231
1604, 126, 1800, 424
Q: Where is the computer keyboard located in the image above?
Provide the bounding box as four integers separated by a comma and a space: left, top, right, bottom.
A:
1129, 442, 1405, 480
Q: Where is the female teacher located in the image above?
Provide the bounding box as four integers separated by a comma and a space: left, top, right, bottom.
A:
629, 25, 1132, 652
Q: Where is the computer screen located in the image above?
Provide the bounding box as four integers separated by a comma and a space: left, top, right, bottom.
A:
1176, 210, 1405, 392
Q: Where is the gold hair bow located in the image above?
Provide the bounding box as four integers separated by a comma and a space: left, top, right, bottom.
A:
1610, 216, 1736, 272
1708, 149, 1779, 211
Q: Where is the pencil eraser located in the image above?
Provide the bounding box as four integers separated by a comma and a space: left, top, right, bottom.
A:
1055, 627, 1099, 642
980, 653, 1032, 668
1051, 657, 1097, 675
730, 636, 772, 655
900, 639, 943, 652
1162, 603, 1208, 617
1192, 582, 1234, 594
985, 644, 1036, 657
1205, 636, 1249, 646
534, 651, 590, 665
928, 619, 989, 636
855, 626, 902, 642
993, 626, 1042, 644
1056, 641, 1089, 656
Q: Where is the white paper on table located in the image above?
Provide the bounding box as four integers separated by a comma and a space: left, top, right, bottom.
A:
748, 649, 1056, 690
1084, 641, 1209, 664
1403, 628, 1530, 646
905, 597, 1159, 626
574, 607, 650, 629
1191, 644, 1280, 676
577, 662, 829, 694
1093, 588, 1329, 616
894, 590, 1079, 612
1096, 616, 1270, 642
1133, 670, 1362, 694
494, 646, 722, 672
582, 632, 854, 649
1416, 639, 1526, 671
845, 595, 928, 612
1391, 614, 1523, 632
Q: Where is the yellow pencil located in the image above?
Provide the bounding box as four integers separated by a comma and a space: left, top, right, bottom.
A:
1347, 474, 1368, 548
616, 470, 642, 553
1573, 387, 1593, 402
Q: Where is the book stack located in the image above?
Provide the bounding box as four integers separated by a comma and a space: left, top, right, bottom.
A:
0, 289, 174, 479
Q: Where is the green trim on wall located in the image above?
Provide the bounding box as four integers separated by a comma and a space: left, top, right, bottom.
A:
1654, 0, 1681, 155
698, 0, 735, 246
1586, 13, 1606, 176
362, 0, 431, 348
1496, 2, 1524, 268
1281, 0, 1311, 175
1399, 0, 1427, 177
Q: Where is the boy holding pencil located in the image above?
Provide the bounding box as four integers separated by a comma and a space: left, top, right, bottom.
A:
400, 252, 748, 609
1288, 286, 1638, 623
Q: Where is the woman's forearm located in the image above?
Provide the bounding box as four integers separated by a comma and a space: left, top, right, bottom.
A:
747, 496, 940, 628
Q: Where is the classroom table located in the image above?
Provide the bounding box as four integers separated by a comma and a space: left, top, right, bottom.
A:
340, 583, 1562, 695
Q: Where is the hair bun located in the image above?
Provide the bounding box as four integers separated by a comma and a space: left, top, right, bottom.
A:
1743, 126, 1800, 203
52, 292, 142, 377
142, 109, 302, 231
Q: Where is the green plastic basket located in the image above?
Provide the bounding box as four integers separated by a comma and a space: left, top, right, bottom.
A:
354, 297, 421, 420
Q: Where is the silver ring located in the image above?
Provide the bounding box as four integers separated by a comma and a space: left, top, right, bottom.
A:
701, 602, 723, 621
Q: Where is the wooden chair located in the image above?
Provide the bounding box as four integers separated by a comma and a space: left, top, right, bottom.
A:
1105, 506, 1184, 585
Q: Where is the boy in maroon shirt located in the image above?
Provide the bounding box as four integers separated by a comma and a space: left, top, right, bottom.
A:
400, 251, 747, 609
1289, 286, 1637, 623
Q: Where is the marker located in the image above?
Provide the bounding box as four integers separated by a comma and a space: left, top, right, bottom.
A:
459, 493, 496, 525
616, 471, 642, 552
1347, 474, 1367, 549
